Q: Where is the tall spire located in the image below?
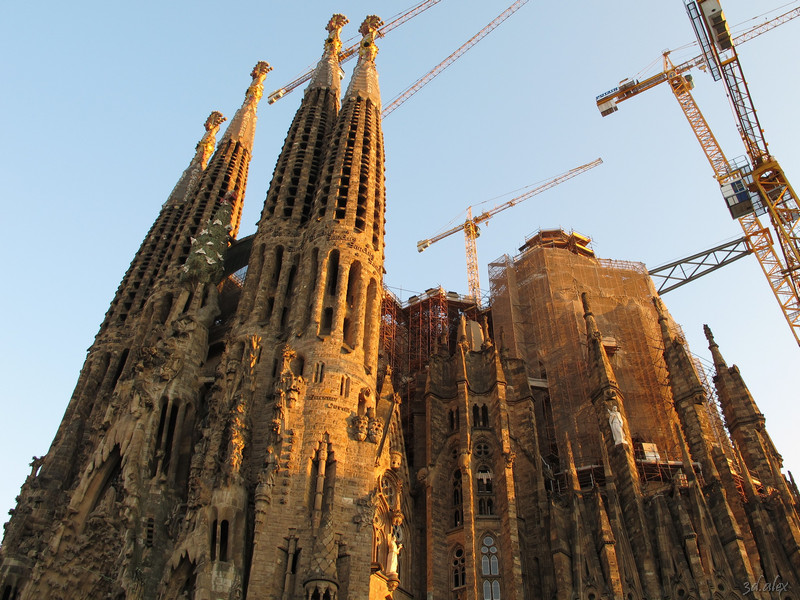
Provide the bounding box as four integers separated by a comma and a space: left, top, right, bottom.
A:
308, 14, 348, 94
100, 112, 225, 329
704, 324, 728, 373
165, 111, 226, 208
219, 61, 272, 150
344, 15, 383, 107
258, 16, 347, 228
166, 61, 270, 257
654, 298, 720, 481
581, 292, 618, 393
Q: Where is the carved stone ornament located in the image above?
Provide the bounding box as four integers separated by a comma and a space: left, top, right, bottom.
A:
367, 416, 384, 444
275, 346, 305, 408
358, 15, 384, 61
390, 451, 402, 470
354, 415, 369, 442
353, 491, 378, 529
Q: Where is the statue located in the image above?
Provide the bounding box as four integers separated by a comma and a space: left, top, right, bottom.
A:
607, 405, 626, 445
387, 530, 403, 575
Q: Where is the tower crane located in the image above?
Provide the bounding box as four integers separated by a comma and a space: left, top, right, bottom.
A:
382, 0, 529, 118
417, 158, 603, 307
595, 3, 800, 116
266, 0, 444, 104
595, 2, 800, 345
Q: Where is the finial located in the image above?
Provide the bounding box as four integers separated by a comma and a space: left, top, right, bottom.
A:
204, 111, 226, 132
358, 15, 383, 62
653, 297, 672, 342
195, 111, 226, 168
325, 13, 349, 56
246, 61, 273, 102
704, 323, 728, 372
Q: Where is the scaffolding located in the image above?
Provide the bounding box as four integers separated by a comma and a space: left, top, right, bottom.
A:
380, 288, 403, 378
489, 229, 685, 470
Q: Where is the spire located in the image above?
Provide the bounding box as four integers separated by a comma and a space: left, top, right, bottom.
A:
100, 112, 226, 329
344, 15, 383, 107
655, 298, 720, 481
219, 61, 272, 150
169, 61, 270, 249
304, 510, 340, 595
165, 111, 226, 208
258, 17, 346, 228
308, 14, 348, 95
563, 435, 580, 494
581, 292, 618, 392
703, 324, 727, 373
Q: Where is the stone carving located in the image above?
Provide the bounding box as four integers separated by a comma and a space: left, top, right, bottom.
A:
275, 346, 305, 408
256, 446, 278, 505
354, 415, 369, 442
367, 409, 384, 444
245, 61, 272, 102
226, 393, 248, 482
325, 14, 348, 56
354, 387, 377, 442
28, 456, 45, 479
358, 15, 384, 62
353, 491, 378, 530
196, 111, 226, 168
608, 405, 626, 445
390, 451, 402, 470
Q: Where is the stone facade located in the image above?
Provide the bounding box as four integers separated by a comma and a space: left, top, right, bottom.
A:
2, 14, 800, 600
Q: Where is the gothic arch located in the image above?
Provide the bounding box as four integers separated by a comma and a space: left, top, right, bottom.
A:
372, 470, 407, 578
160, 554, 197, 600
73, 445, 123, 533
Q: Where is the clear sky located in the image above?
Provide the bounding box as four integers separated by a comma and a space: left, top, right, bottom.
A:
2, 0, 799, 521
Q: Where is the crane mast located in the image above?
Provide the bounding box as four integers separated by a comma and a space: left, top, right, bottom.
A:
689, 0, 800, 342
595, 3, 800, 345
417, 158, 603, 307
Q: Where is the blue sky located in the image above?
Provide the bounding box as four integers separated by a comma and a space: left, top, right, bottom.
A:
2, 1, 799, 519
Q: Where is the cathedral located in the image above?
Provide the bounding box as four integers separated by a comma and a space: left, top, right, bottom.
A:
2, 13, 800, 600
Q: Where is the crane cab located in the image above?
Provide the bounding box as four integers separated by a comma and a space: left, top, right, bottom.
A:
720, 178, 757, 219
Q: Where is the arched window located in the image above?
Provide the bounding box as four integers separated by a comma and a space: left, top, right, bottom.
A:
452, 470, 463, 527
473, 404, 480, 426
481, 535, 501, 599
477, 467, 493, 494
481, 404, 490, 428
448, 408, 460, 432
478, 497, 495, 516
452, 546, 466, 589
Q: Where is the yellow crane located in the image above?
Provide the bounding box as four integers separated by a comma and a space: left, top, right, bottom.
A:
417, 158, 603, 307
595, 2, 800, 345
596, 3, 800, 116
